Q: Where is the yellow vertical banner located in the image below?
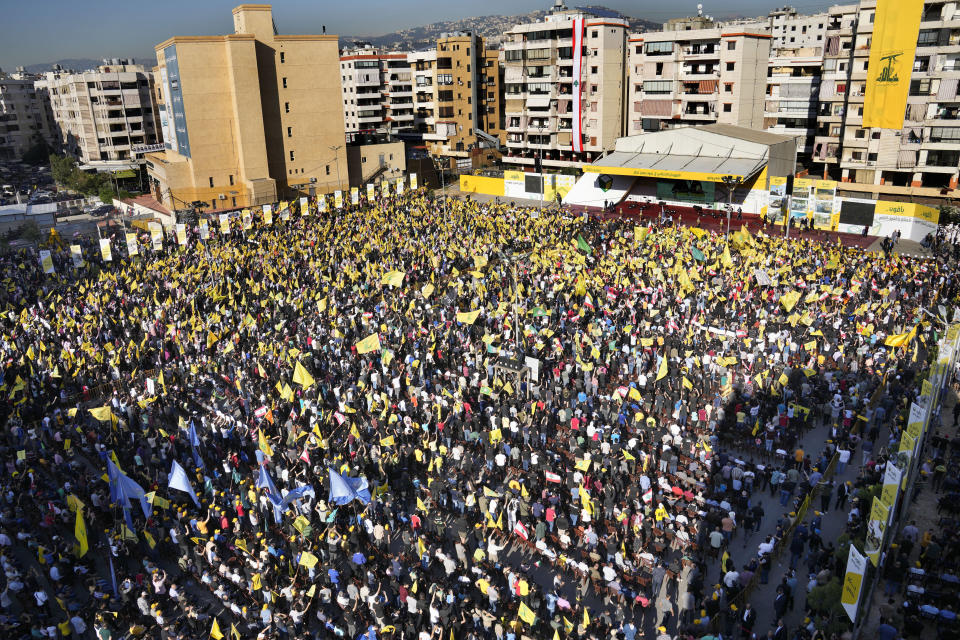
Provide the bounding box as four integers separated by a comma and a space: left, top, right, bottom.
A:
263, 205, 273, 226
410, 173, 418, 190
39, 249, 55, 274
863, 0, 925, 129
367, 183, 376, 200
219, 213, 230, 234
864, 496, 891, 566
176, 223, 187, 246
99, 239, 112, 262
841, 543, 867, 622
126, 232, 139, 257
334, 190, 343, 208
351, 187, 359, 205
242, 210, 252, 230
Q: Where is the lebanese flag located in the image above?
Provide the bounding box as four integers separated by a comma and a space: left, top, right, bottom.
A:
642, 488, 653, 504
514, 522, 529, 540
299, 447, 310, 463
583, 294, 594, 310
545, 470, 562, 483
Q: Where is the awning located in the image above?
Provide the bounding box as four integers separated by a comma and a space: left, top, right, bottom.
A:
526, 97, 552, 109
583, 151, 765, 183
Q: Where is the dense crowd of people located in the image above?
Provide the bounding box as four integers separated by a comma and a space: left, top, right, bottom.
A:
0, 187, 948, 640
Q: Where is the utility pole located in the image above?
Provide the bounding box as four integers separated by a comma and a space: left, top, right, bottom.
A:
329, 144, 344, 192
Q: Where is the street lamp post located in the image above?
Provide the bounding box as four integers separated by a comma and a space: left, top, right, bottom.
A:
538, 124, 545, 210
721, 175, 738, 239
329, 144, 344, 192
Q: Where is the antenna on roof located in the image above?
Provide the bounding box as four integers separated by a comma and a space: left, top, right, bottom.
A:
697, 3, 704, 16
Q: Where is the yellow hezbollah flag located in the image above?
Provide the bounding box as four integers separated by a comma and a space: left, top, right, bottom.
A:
863, 0, 924, 129
75, 508, 88, 557
381, 271, 405, 287
456, 310, 481, 325
258, 429, 274, 457
88, 406, 114, 422
356, 333, 381, 354
293, 361, 315, 388
518, 602, 537, 625
211, 618, 225, 640
656, 355, 668, 381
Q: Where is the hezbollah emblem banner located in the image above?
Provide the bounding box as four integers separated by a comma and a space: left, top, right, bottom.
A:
863, 0, 925, 129
334, 190, 343, 209
367, 183, 376, 201
841, 543, 867, 622
880, 462, 901, 512
864, 495, 891, 566
410, 173, 417, 190
99, 238, 113, 262
199, 219, 209, 240
126, 232, 139, 257
39, 249, 54, 274
351, 187, 359, 205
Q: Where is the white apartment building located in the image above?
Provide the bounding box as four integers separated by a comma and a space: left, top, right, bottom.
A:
501, 5, 628, 170
409, 50, 437, 138
627, 26, 771, 134
42, 60, 160, 170
0, 69, 56, 161
339, 48, 415, 141
764, 47, 823, 161
767, 6, 829, 50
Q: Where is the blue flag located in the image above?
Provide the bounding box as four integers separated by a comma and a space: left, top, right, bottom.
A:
256, 464, 284, 523
188, 421, 204, 470
281, 485, 316, 509
168, 460, 200, 507
328, 469, 371, 506
106, 459, 151, 525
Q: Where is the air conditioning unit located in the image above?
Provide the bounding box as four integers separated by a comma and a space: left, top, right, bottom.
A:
218, 194, 226, 200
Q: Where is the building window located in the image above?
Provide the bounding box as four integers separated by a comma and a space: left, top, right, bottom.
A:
723, 103, 732, 112
289, 150, 295, 161
282, 77, 287, 88
727, 41, 736, 50
229, 174, 234, 186
232, 197, 237, 207
724, 83, 733, 93
287, 127, 292, 137
211, 199, 217, 210
726, 62, 735, 71
591, 66, 598, 74
591, 30, 598, 38
285, 102, 290, 113
326, 165, 330, 175
209, 177, 214, 188
280, 52, 285, 64
855, 129, 866, 138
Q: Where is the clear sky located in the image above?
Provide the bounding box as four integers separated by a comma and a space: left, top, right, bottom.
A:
1, 0, 839, 71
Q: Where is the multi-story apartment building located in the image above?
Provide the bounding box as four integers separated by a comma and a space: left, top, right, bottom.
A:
409, 50, 437, 138
627, 25, 771, 135
767, 6, 829, 50
501, 6, 628, 170
0, 69, 56, 161
145, 4, 347, 212
41, 61, 160, 170
763, 47, 823, 163
339, 48, 415, 141
812, 0, 960, 195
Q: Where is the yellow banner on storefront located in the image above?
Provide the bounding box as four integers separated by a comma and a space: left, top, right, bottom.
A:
863, 0, 925, 129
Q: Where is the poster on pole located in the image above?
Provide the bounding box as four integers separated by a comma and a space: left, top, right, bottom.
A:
219, 213, 230, 234
841, 543, 867, 622
126, 232, 139, 257
367, 183, 376, 201
176, 223, 187, 246
242, 210, 252, 230
199, 219, 209, 240
99, 238, 113, 262
865, 496, 891, 566
351, 187, 359, 205
39, 249, 54, 274
768, 176, 787, 224
880, 462, 901, 514
70, 244, 84, 268
318, 196, 327, 213
263, 206, 273, 226
396, 179, 404, 195
334, 190, 343, 209
410, 173, 418, 190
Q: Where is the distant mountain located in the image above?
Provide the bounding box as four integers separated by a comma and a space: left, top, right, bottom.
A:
19, 57, 153, 74
340, 5, 661, 51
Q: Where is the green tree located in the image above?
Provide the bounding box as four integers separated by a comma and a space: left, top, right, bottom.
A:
806, 577, 850, 636
50, 154, 78, 187
99, 184, 116, 205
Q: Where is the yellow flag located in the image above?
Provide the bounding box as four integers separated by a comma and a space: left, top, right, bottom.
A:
623, 450, 635, 461
628, 387, 641, 401
381, 271, 405, 287
721, 245, 733, 268
211, 618, 224, 640
656, 356, 668, 381
583, 608, 590, 627
258, 429, 274, 457
252, 573, 262, 590
417, 497, 429, 512
230, 624, 241, 640
356, 333, 382, 355
292, 361, 315, 388
299, 551, 319, 568
380, 435, 395, 447
863, 0, 925, 129
75, 508, 88, 557
456, 310, 481, 325
89, 406, 113, 422
682, 377, 693, 390
563, 617, 574, 633
518, 602, 537, 625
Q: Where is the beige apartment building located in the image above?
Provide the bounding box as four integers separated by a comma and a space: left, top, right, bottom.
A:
41, 61, 160, 171
812, 0, 960, 197
764, 47, 823, 163
145, 4, 346, 213
0, 70, 56, 161
501, 6, 628, 170
339, 48, 415, 141
417, 32, 503, 168
627, 25, 771, 135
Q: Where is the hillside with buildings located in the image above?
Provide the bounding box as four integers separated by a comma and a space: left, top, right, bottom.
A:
341, 5, 660, 50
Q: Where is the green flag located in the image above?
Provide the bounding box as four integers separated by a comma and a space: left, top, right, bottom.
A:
691, 247, 705, 262
576, 235, 591, 254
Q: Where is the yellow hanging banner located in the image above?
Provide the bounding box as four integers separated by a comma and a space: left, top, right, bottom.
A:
862, 0, 925, 129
